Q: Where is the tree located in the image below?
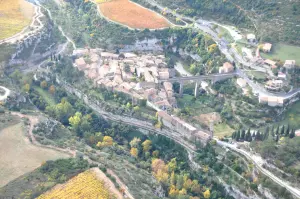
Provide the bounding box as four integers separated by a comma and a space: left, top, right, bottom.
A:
281, 125, 285, 136
167, 158, 177, 172
130, 147, 138, 158
245, 129, 251, 142
289, 129, 295, 138
130, 137, 141, 148
241, 129, 246, 140
263, 126, 269, 140
49, 85, 56, 95
23, 83, 31, 93
236, 130, 240, 141
176, 175, 184, 190
133, 106, 140, 112
276, 126, 279, 135
97, 136, 114, 147
152, 159, 167, 173
40, 80, 48, 89
285, 125, 290, 137
169, 185, 179, 198
102, 136, 114, 146
69, 112, 82, 131
232, 131, 236, 139
152, 150, 159, 158
191, 180, 201, 194
170, 171, 176, 185
142, 140, 152, 152
203, 189, 211, 199
255, 131, 261, 141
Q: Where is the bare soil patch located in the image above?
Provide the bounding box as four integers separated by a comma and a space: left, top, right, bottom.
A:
193, 112, 222, 128
0, 123, 69, 187
98, 0, 170, 29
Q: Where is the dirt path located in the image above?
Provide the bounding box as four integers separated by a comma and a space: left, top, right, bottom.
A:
92, 168, 124, 199
107, 169, 135, 199
10, 112, 76, 157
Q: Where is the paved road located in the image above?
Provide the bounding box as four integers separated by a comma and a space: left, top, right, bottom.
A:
0, 86, 10, 101
146, 0, 300, 100
217, 140, 300, 198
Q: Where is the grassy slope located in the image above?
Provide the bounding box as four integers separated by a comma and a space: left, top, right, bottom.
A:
261, 44, 300, 64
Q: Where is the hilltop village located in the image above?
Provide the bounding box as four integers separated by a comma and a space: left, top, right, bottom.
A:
72, 48, 212, 143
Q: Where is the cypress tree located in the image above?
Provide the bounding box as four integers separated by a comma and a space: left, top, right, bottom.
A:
281, 125, 285, 135
241, 129, 246, 140
264, 126, 269, 140
289, 129, 295, 139
285, 125, 290, 137
236, 130, 241, 141
271, 126, 275, 137
275, 134, 279, 142
255, 131, 261, 141
232, 132, 236, 139
245, 129, 251, 142
276, 126, 279, 135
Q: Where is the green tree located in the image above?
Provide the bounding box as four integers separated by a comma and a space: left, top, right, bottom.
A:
241, 129, 246, 140
285, 125, 290, 137
281, 125, 285, 136
289, 129, 295, 138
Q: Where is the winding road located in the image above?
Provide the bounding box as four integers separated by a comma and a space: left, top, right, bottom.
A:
24, 0, 300, 198
217, 140, 300, 198
0, 86, 10, 101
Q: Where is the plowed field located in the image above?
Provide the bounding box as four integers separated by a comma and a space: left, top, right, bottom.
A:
98, 0, 170, 29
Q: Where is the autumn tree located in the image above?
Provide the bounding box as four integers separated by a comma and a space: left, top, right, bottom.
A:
69, 112, 82, 131
23, 83, 31, 93
130, 137, 141, 148
203, 189, 211, 199
152, 150, 159, 158
130, 147, 138, 158
40, 80, 48, 89
49, 85, 56, 94
97, 136, 114, 147
142, 139, 152, 152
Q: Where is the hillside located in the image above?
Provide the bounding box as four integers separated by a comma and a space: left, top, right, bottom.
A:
144, 0, 300, 45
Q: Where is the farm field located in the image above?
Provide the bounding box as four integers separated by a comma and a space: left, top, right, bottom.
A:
97, 0, 170, 29
0, 0, 34, 40
261, 43, 300, 64
37, 168, 120, 199
0, 122, 69, 187
214, 123, 235, 138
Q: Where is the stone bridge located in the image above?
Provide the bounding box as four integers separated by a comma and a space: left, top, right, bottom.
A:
158, 72, 237, 97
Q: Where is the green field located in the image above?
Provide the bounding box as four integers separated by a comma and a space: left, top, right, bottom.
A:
261, 43, 300, 64
279, 101, 300, 129
214, 123, 234, 138
246, 71, 267, 80
34, 86, 56, 106
177, 94, 214, 115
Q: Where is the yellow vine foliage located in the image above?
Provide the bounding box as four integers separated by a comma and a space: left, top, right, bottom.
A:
37, 170, 115, 199
0, 0, 34, 40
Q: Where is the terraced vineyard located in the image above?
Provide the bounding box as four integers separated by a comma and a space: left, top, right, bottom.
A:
0, 0, 34, 40
37, 170, 116, 199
